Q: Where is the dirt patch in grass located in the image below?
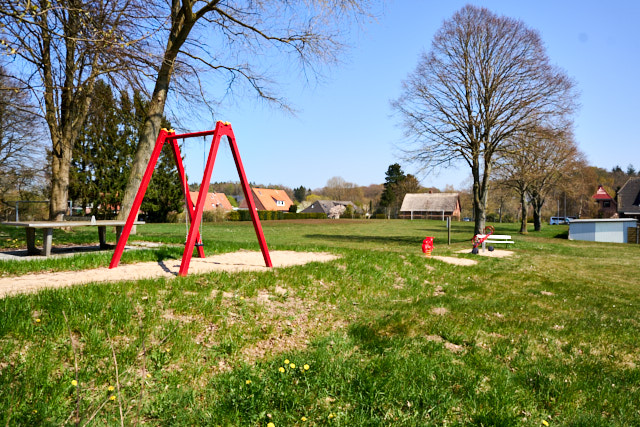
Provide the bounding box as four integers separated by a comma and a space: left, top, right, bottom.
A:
0, 250, 340, 298
240, 291, 346, 363
432, 256, 478, 266
431, 307, 449, 316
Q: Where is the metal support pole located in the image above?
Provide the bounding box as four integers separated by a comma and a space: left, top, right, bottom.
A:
447, 216, 451, 245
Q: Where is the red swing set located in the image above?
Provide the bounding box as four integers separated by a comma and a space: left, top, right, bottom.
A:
109, 121, 272, 276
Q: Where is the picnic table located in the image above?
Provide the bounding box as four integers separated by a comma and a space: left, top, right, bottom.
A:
1, 220, 144, 256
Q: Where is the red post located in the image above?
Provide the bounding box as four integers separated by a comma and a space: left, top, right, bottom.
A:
110, 129, 169, 268
178, 123, 224, 276
227, 126, 272, 268
169, 138, 205, 258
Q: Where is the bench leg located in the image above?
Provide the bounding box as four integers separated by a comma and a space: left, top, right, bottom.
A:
115, 226, 123, 245
98, 226, 108, 249
26, 227, 40, 255
42, 228, 53, 256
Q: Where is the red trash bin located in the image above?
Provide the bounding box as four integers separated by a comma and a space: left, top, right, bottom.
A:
422, 237, 434, 257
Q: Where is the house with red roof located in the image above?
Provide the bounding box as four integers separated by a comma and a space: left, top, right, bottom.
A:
238, 187, 294, 212
189, 192, 233, 211
592, 185, 617, 218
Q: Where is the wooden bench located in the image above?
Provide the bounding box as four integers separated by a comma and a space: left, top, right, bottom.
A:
1, 220, 144, 256
476, 234, 514, 251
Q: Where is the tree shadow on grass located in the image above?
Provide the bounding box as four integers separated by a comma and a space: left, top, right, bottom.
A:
305, 234, 471, 247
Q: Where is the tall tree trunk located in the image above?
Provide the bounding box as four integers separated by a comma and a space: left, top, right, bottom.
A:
118, 52, 179, 221
50, 138, 72, 220
472, 159, 484, 235
519, 190, 528, 234
118, 7, 198, 221
532, 194, 544, 231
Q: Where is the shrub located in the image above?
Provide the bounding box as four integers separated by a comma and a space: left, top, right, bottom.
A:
166, 211, 186, 224
202, 206, 227, 223
226, 210, 240, 221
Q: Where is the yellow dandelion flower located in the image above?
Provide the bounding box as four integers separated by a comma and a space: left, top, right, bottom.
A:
290, 363, 295, 369
71, 380, 78, 386
328, 413, 335, 419
246, 380, 251, 385
108, 385, 115, 391
109, 395, 116, 401
284, 359, 290, 364
35, 318, 41, 323
146, 373, 151, 378
278, 367, 285, 373
301, 416, 307, 421
33, 410, 37, 414
542, 421, 549, 426
303, 364, 310, 370
267, 423, 275, 427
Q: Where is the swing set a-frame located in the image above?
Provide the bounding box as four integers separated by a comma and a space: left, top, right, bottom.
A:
109, 121, 272, 276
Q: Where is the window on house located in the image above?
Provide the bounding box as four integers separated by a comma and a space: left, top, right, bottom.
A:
276, 200, 285, 206
603, 201, 611, 208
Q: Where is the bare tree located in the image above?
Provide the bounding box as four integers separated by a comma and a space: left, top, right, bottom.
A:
525, 128, 583, 231
0, 68, 47, 211
0, 0, 154, 219
118, 0, 374, 221
392, 5, 577, 235
494, 132, 538, 233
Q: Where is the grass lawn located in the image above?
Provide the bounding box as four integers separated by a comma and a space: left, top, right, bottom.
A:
1, 219, 639, 425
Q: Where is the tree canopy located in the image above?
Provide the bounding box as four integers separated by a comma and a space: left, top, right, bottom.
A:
393, 5, 577, 234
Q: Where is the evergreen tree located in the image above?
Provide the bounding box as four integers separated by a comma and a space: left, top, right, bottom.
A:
379, 163, 406, 218
70, 81, 183, 221
141, 143, 184, 222
293, 185, 309, 203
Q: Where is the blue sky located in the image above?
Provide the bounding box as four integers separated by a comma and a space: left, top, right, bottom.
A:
178, 0, 640, 191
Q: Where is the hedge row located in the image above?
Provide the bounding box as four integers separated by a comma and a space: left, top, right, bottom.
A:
227, 210, 327, 221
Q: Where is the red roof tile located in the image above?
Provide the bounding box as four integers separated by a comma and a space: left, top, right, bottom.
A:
239, 187, 294, 211
189, 192, 233, 211
592, 185, 614, 201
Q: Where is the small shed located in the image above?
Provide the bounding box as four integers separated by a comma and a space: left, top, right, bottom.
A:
399, 193, 461, 220
568, 218, 638, 243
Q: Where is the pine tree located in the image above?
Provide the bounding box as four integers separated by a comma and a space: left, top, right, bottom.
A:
379, 163, 406, 218
70, 82, 183, 221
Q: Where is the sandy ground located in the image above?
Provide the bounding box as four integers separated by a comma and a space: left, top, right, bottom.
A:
0, 250, 339, 298
431, 249, 514, 266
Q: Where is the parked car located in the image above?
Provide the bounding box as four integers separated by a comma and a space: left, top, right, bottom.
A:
462, 217, 471, 222
550, 216, 570, 225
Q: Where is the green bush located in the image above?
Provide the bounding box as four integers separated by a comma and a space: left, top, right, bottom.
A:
166, 211, 187, 224
226, 210, 326, 221
202, 206, 227, 223
226, 210, 240, 221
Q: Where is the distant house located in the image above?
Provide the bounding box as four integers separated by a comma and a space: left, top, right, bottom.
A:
301, 200, 361, 217
399, 193, 461, 220
592, 185, 617, 218
617, 177, 640, 220
238, 187, 294, 212
189, 192, 233, 211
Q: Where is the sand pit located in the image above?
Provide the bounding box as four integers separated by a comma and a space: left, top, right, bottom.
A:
0, 250, 339, 298
455, 249, 514, 258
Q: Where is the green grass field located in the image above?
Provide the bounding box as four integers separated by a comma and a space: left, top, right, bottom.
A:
1, 220, 639, 425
